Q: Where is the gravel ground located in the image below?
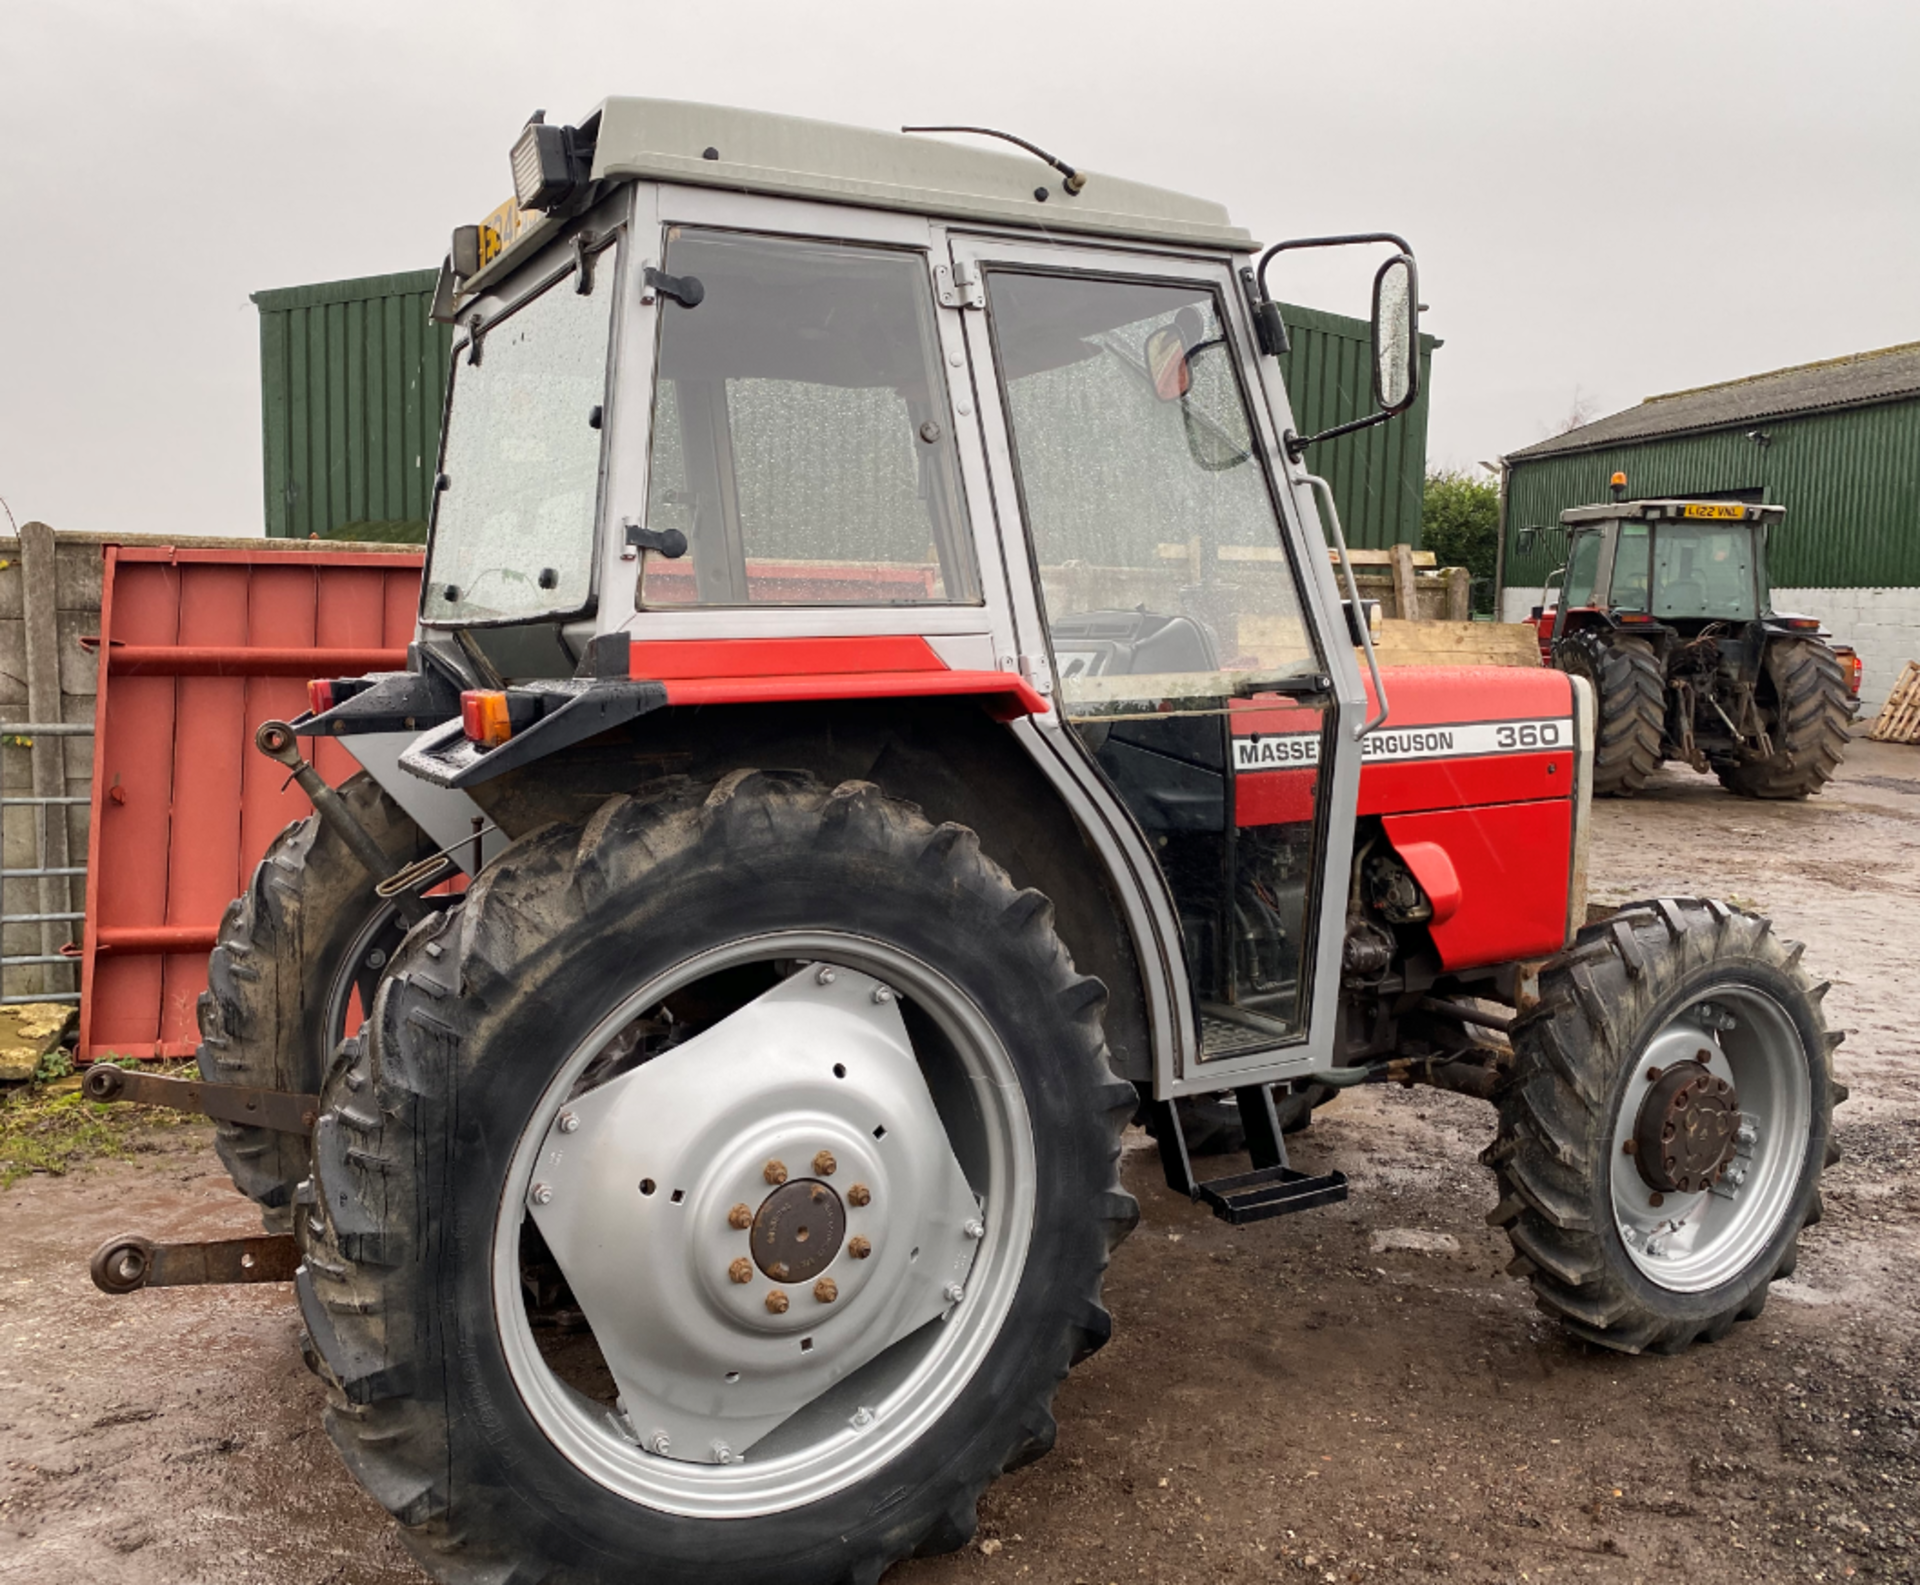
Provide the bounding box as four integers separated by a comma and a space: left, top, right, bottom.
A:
3, 738, 1916, 1585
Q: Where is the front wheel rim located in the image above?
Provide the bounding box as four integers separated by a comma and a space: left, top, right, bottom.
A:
493, 931, 1036, 1519
1608, 984, 1812, 1294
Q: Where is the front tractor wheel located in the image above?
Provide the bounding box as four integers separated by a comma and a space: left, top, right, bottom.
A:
1489, 899, 1842, 1353
1553, 629, 1665, 797
298, 772, 1137, 1585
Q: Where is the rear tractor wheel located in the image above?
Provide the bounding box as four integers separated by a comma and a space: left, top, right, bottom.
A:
1488, 899, 1842, 1353
298, 772, 1137, 1585
1714, 636, 1851, 800
1553, 629, 1665, 797
194, 773, 432, 1231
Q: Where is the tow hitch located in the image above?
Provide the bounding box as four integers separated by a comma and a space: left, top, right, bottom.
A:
90, 1233, 299, 1294
81, 1062, 319, 1133
80, 1065, 315, 1295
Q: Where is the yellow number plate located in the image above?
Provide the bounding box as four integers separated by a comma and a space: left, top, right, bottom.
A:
1682, 503, 1746, 520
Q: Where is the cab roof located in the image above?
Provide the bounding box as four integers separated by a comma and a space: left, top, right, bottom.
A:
588, 98, 1251, 251
1559, 499, 1786, 526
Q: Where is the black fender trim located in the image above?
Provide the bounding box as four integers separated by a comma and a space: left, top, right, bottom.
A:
398, 678, 666, 789
295, 653, 465, 738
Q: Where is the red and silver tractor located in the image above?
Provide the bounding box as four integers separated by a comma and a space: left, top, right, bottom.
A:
92, 100, 1841, 1585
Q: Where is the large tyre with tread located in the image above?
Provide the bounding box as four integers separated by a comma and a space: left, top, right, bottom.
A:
1553, 628, 1665, 797
1714, 637, 1851, 799
1487, 899, 1842, 1354
298, 771, 1138, 1585
195, 774, 428, 1231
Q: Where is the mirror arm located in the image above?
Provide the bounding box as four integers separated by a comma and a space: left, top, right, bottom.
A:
1282, 409, 1393, 464
1254, 231, 1415, 307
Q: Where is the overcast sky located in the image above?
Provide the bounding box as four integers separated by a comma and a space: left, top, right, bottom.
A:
3, 0, 1915, 538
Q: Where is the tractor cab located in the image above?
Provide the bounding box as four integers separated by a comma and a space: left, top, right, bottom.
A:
1525, 496, 1784, 665
310, 98, 1449, 1098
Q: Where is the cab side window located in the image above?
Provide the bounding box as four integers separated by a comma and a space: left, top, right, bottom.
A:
1562, 531, 1603, 609
1612, 523, 1651, 610
640, 230, 978, 607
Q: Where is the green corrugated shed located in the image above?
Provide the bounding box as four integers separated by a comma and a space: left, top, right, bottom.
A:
1277, 304, 1441, 551
253, 270, 454, 540
252, 275, 1436, 551
1501, 343, 1920, 600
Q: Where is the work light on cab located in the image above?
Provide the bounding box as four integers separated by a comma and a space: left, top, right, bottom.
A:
510, 112, 583, 212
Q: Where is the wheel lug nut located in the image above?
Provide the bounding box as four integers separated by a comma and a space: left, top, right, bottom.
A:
813, 1150, 837, 1176
728, 1202, 753, 1230
870, 986, 893, 1004
848, 1236, 872, 1260
650, 1431, 671, 1456
814, 1278, 838, 1304
943, 1283, 965, 1304
847, 1183, 871, 1207
530, 1183, 554, 1206
764, 1159, 788, 1186
729, 1258, 753, 1285
964, 1219, 985, 1240
712, 1442, 738, 1465
557, 1111, 580, 1134
816, 966, 837, 985
765, 1289, 790, 1314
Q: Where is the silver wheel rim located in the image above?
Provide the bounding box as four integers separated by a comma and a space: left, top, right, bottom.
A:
1609, 984, 1811, 1293
493, 931, 1036, 1519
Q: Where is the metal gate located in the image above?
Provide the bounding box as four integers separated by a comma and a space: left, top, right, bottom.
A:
78, 545, 421, 1060
0, 719, 92, 1005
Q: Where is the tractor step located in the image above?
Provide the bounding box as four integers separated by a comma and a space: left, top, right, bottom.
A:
1148, 1082, 1348, 1223
1195, 1163, 1348, 1224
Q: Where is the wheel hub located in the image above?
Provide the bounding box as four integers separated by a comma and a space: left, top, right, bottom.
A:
525, 964, 984, 1463
1631, 1053, 1741, 1193
751, 1179, 845, 1283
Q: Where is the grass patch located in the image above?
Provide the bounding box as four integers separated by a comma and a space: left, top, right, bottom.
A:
0, 1060, 205, 1188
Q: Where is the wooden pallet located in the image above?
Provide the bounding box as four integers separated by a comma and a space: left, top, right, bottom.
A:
1869, 660, 1920, 744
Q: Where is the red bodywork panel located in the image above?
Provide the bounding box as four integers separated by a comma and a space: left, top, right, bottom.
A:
1384, 800, 1573, 967
1230, 667, 1580, 970
629, 635, 1049, 719
618, 641, 1576, 973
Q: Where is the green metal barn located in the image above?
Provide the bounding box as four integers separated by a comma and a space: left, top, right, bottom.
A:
1498, 343, 1920, 707
254, 270, 1438, 553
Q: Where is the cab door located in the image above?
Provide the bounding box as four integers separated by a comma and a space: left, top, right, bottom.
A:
944, 233, 1365, 1096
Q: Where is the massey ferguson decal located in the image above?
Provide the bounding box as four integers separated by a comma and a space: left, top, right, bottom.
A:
1233, 717, 1573, 772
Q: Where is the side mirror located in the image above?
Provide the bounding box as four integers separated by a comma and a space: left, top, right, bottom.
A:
1144, 325, 1192, 402
1371, 254, 1420, 414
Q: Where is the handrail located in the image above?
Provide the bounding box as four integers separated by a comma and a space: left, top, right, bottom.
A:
1299, 471, 1390, 739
